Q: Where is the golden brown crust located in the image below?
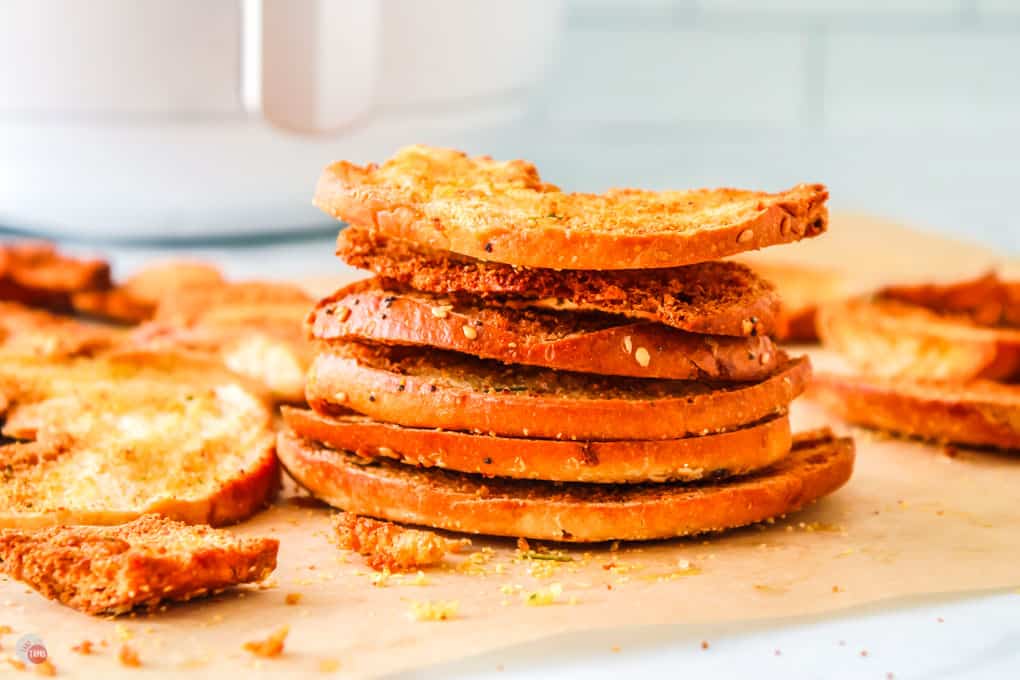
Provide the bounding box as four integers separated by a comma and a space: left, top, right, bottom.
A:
309, 279, 779, 381
278, 428, 854, 542
336, 227, 779, 337
72, 260, 225, 323
332, 513, 469, 571
0, 241, 110, 311
0, 351, 279, 527
817, 298, 1020, 381
0, 301, 124, 358
0, 515, 278, 615
879, 272, 1020, 328
306, 343, 810, 440
808, 372, 1020, 450
283, 407, 792, 483
315, 146, 828, 270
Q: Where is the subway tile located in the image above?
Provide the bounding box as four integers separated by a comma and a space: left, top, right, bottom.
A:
545, 29, 806, 124
825, 33, 1020, 130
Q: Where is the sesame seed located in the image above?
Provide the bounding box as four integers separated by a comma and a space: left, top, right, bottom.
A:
462, 325, 478, 340
622, 336, 633, 354
336, 306, 351, 322
737, 229, 754, 243
634, 347, 651, 367
431, 305, 452, 319
333, 391, 347, 402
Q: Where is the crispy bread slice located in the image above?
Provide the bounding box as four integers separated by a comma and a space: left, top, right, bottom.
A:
737, 259, 850, 342
128, 281, 314, 404
0, 515, 278, 615
808, 372, 1020, 450
310, 280, 780, 381
0, 351, 278, 527
315, 146, 828, 270
0, 241, 110, 311
284, 407, 792, 483
0, 302, 123, 358
879, 272, 1020, 328
306, 343, 810, 440
337, 227, 779, 337
72, 260, 225, 323
817, 298, 1020, 381
279, 428, 853, 542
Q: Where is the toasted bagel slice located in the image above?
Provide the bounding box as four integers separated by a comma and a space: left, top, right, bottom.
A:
278, 428, 853, 542
0, 515, 278, 615
0, 241, 110, 311
306, 343, 810, 441
808, 372, 1020, 450
315, 146, 828, 270
72, 260, 225, 323
310, 280, 780, 381
283, 407, 792, 483
817, 298, 1020, 382
337, 227, 779, 337
0, 351, 278, 527
0, 301, 123, 358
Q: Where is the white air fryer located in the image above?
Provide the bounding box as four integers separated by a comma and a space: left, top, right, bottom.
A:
0, 0, 564, 239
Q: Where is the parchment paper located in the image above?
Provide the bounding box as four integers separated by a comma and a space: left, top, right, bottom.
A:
1, 215, 1017, 678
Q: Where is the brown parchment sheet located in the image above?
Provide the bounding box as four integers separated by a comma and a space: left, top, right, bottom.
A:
0, 214, 1018, 678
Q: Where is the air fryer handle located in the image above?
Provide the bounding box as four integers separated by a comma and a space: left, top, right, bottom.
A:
241, 0, 380, 134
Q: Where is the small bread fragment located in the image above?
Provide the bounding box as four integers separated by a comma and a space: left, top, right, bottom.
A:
72, 260, 225, 323
0, 515, 278, 615
310, 280, 780, 381
808, 372, 1020, 450
282, 407, 792, 483
0, 351, 278, 527
336, 227, 779, 337
0, 242, 110, 311
817, 298, 1020, 381
306, 343, 810, 441
279, 428, 854, 542
333, 513, 469, 571
316, 146, 828, 269
0, 302, 123, 358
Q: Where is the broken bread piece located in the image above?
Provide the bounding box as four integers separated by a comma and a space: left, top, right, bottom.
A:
0, 515, 278, 615
316, 145, 828, 270
333, 513, 469, 572
0, 241, 110, 311
0, 350, 278, 527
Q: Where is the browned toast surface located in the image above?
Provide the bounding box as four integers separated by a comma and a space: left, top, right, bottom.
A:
310, 280, 779, 381
306, 343, 810, 440
817, 298, 1020, 381
333, 513, 468, 572
316, 146, 828, 269
0, 242, 110, 311
879, 272, 1020, 328
337, 227, 779, 337
0, 515, 278, 615
808, 372, 1020, 450
0, 301, 123, 358
278, 428, 854, 542
0, 351, 278, 527
283, 407, 792, 483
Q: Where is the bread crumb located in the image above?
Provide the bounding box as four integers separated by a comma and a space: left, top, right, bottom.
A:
118, 645, 141, 667
701, 640, 710, 650
409, 600, 458, 621
284, 593, 302, 606
334, 514, 469, 572
7, 656, 26, 671
243, 626, 289, 658
319, 658, 341, 673
71, 640, 94, 655
34, 659, 56, 676
522, 583, 562, 606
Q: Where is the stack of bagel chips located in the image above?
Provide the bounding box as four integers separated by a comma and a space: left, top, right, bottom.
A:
278, 146, 855, 542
